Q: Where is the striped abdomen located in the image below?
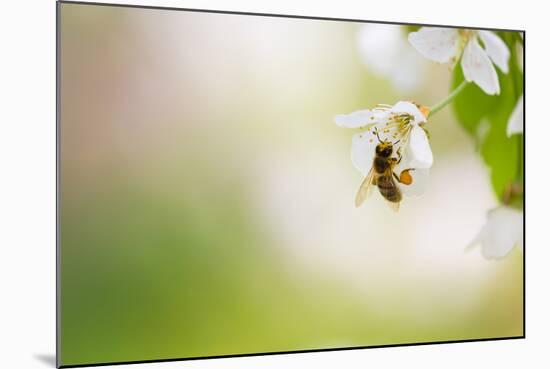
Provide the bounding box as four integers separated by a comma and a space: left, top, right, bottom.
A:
377, 174, 402, 203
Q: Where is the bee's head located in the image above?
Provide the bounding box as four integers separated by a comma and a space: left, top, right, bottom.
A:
376, 142, 393, 157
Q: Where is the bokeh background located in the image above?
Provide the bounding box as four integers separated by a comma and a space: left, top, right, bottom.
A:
59, 3, 523, 366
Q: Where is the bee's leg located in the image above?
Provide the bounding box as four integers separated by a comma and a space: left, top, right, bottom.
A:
396, 147, 403, 164
392, 172, 400, 182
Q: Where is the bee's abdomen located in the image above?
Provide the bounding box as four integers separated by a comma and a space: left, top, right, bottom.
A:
377, 176, 402, 202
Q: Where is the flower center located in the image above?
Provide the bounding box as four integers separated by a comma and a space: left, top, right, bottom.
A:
365, 111, 415, 148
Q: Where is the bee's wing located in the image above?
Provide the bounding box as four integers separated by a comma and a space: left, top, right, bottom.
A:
355, 168, 376, 208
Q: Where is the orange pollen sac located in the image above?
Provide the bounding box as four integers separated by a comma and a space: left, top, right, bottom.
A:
399, 170, 414, 185
419, 105, 430, 119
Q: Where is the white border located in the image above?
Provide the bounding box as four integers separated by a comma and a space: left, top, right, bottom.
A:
1, 1, 547, 368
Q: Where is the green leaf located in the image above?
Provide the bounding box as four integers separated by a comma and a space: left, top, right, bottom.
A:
480, 33, 524, 200
450, 31, 524, 200
450, 66, 499, 136
481, 69, 520, 199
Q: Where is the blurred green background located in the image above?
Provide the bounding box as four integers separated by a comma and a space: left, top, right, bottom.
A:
59, 3, 523, 366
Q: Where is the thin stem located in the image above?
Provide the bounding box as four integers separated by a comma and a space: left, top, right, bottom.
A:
428, 80, 469, 117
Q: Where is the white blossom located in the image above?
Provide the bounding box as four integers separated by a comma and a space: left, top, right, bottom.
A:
507, 94, 524, 136
335, 101, 433, 196
467, 206, 523, 260
408, 28, 510, 95
357, 25, 427, 93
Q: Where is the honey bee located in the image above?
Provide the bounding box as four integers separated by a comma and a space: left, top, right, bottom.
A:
355, 130, 414, 211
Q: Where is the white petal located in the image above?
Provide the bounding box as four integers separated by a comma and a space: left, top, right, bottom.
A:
334, 109, 375, 128
351, 130, 378, 175
404, 125, 433, 169
461, 38, 500, 95
507, 95, 524, 136
468, 206, 523, 260
390, 101, 427, 124
408, 27, 459, 63
372, 108, 391, 122
398, 168, 429, 196
477, 30, 510, 73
